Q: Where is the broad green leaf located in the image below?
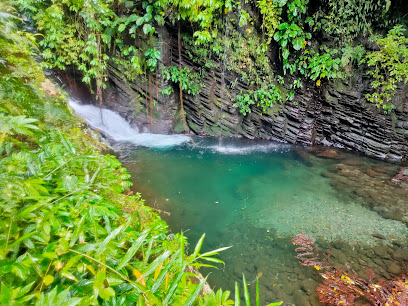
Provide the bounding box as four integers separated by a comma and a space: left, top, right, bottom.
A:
282, 48, 290, 59
143, 24, 154, 35
118, 23, 126, 33
293, 38, 304, 50
43, 275, 54, 286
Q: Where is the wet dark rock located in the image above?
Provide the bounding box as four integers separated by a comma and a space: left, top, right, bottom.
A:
300, 279, 318, 295
392, 240, 403, 248
309, 294, 321, 306
246, 263, 255, 273
275, 291, 289, 303
295, 148, 313, 166
392, 249, 408, 260
355, 188, 369, 197
327, 164, 340, 173
294, 290, 312, 306
383, 208, 403, 221
366, 189, 380, 199
373, 246, 388, 258
282, 282, 296, 295
337, 252, 347, 264
331, 240, 349, 250
387, 262, 402, 275
381, 271, 393, 280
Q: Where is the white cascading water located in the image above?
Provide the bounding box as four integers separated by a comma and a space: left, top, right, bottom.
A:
68, 99, 287, 153
68, 99, 189, 148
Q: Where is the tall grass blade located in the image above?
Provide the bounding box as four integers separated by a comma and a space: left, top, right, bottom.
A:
183, 275, 208, 306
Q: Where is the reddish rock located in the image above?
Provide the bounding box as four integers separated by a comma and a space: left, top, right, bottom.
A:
391, 167, 408, 186
41, 79, 60, 97
317, 149, 341, 159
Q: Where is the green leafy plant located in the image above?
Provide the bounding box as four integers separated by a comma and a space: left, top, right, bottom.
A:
257, 0, 281, 44
254, 84, 283, 113
163, 66, 201, 95
234, 84, 283, 115
340, 44, 365, 72
310, 0, 391, 44
197, 275, 283, 306
297, 49, 342, 83
233, 91, 254, 116
163, 0, 228, 45
144, 48, 161, 72
12, 0, 165, 101
364, 25, 408, 112
273, 0, 311, 74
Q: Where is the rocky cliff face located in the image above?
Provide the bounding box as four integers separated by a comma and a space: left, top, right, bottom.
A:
102, 26, 408, 162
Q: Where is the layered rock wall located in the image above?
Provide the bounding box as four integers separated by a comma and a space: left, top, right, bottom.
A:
103, 27, 408, 161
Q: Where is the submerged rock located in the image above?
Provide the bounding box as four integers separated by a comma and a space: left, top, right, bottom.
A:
317, 149, 341, 159
373, 246, 388, 258
300, 279, 318, 295
366, 168, 381, 177
387, 262, 402, 275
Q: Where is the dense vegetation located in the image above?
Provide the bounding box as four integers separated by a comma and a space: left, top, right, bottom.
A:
12, 0, 408, 118
0, 2, 285, 305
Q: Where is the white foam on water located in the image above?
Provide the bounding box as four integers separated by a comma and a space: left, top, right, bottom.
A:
203, 143, 289, 155
68, 99, 189, 148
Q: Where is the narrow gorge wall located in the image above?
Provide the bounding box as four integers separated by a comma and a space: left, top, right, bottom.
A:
103, 26, 408, 162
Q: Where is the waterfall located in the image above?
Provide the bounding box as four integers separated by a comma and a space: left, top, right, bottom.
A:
68, 99, 189, 148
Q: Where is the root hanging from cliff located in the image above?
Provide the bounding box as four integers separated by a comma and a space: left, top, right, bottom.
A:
178, 24, 188, 135
96, 33, 103, 108
149, 72, 153, 127
178, 23, 196, 146
145, 78, 149, 119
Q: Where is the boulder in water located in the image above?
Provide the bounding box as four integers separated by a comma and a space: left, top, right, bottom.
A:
317, 149, 341, 159
366, 168, 381, 177
387, 262, 401, 275
391, 167, 408, 187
